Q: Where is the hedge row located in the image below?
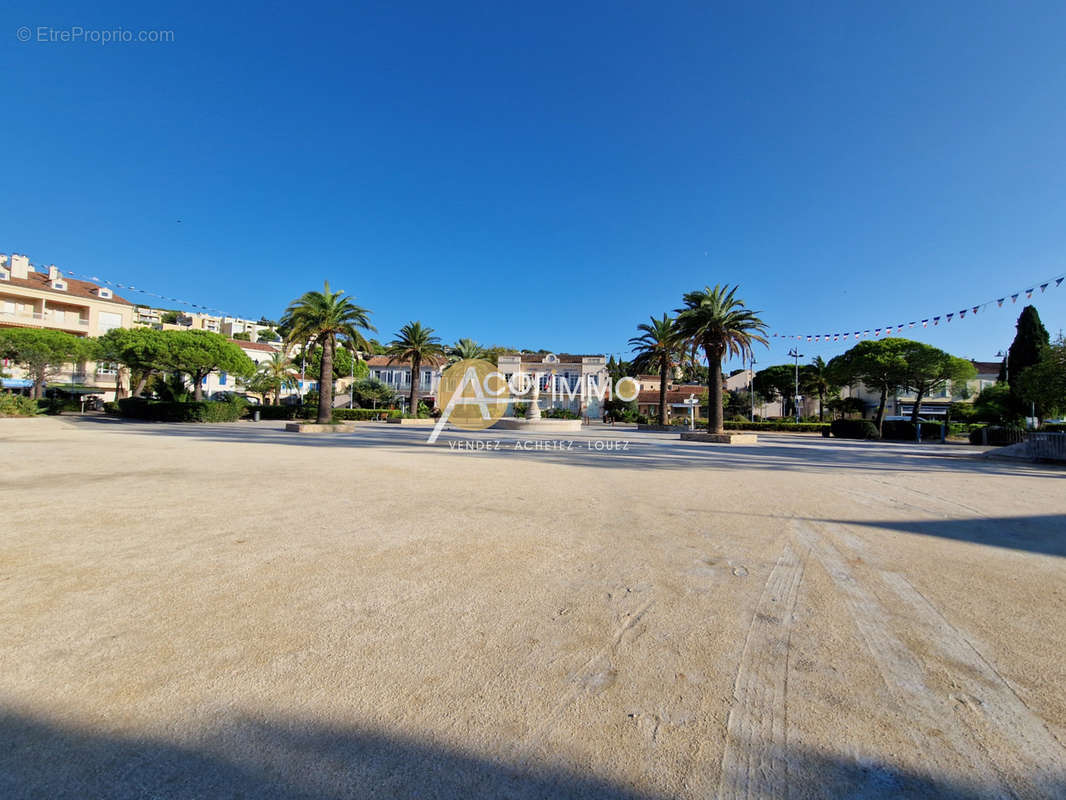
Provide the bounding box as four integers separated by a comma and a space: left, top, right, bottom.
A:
830, 419, 881, 439
332, 408, 402, 421
1042, 423, 1066, 433
723, 421, 829, 432
117, 397, 243, 422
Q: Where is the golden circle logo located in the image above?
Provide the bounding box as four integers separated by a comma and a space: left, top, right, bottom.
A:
614, 376, 639, 402
436, 358, 510, 431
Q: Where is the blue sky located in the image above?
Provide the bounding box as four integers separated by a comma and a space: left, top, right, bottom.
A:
3, 1, 1065, 370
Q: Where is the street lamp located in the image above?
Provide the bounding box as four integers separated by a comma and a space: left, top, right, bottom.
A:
788, 348, 804, 423
749, 355, 757, 422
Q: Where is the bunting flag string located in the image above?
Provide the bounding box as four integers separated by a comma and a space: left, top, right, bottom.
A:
24, 259, 252, 320
769, 270, 1066, 344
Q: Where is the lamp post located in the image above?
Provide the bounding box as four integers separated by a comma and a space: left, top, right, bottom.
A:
788, 348, 803, 423
749, 355, 757, 422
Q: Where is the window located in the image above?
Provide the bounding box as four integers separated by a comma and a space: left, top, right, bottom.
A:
97, 362, 118, 376
220, 371, 228, 386
98, 311, 122, 333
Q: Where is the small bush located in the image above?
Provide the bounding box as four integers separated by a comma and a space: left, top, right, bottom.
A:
0, 393, 40, 417
1041, 423, 1066, 433
103, 401, 121, 415
830, 419, 881, 439
969, 426, 1028, 446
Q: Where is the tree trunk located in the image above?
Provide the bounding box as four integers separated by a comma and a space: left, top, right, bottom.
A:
910, 388, 926, 424
409, 355, 421, 416
133, 371, 150, 397
875, 385, 888, 432
706, 346, 724, 433
818, 389, 825, 422
658, 357, 669, 425
318, 337, 334, 423
274, 385, 281, 405
193, 373, 204, 402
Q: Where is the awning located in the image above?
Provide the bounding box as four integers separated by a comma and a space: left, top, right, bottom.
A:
1, 378, 33, 388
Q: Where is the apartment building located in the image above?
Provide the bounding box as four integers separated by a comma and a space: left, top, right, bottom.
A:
365, 355, 443, 408
1, 254, 134, 336
1, 255, 136, 400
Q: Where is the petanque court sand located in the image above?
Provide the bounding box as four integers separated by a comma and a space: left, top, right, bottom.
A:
2, 416, 1065, 799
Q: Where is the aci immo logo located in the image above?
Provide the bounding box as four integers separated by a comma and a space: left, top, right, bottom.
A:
427, 358, 640, 443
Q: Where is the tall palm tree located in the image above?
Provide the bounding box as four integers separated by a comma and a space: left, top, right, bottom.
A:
387, 321, 446, 415
628, 314, 679, 426
449, 337, 487, 363
674, 285, 768, 434
281, 282, 374, 423
801, 356, 835, 422
256, 351, 299, 405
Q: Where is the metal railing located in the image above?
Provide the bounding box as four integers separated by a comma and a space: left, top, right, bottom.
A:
1028, 432, 1066, 462
0, 309, 89, 328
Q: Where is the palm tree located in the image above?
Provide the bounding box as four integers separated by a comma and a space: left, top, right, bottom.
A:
281, 282, 374, 423
801, 356, 835, 422
628, 314, 679, 426
449, 337, 487, 363
255, 351, 299, 405
674, 285, 768, 434
387, 321, 446, 415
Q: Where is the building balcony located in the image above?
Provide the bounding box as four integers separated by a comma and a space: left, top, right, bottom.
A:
0, 309, 90, 332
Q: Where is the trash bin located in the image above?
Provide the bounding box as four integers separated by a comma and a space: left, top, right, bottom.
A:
253, 408, 261, 422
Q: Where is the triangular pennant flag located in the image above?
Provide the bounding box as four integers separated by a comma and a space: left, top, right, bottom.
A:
874, 328, 881, 336
863, 330, 870, 337
1056, 277, 1064, 287
933, 316, 940, 325
946, 313, 954, 323
833, 334, 839, 341
896, 325, 904, 332
959, 310, 966, 319
972, 307, 979, 315
1011, 293, 1019, 303
1040, 283, 1049, 293
806, 336, 812, 342
909, 322, 916, 328
922, 319, 928, 327
1026, 289, 1034, 298
997, 298, 1005, 307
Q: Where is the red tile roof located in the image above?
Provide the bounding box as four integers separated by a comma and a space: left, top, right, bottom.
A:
231, 339, 278, 352
2, 270, 133, 305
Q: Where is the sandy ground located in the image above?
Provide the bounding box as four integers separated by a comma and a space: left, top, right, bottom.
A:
1, 415, 1065, 799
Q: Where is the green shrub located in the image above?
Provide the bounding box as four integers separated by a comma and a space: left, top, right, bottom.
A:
249, 404, 302, 420
542, 407, 580, 419
881, 420, 945, 441
103, 401, 121, 415
115, 397, 243, 422
968, 426, 1028, 446
724, 421, 829, 433
332, 408, 402, 421
830, 419, 881, 439
0, 393, 40, 417
1041, 423, 1066, 433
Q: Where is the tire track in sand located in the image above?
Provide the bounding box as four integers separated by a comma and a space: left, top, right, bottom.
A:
714, 542, 806, 800
793, 519, 1066, 798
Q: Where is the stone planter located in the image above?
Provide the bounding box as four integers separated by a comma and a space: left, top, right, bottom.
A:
493, 417, 583, 433
386, 418, 439, 426
285, 422, 357, 433
680, 432, 758, 444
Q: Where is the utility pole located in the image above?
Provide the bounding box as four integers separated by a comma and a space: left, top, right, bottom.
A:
349, 348, 354, 409
788, 348, 803, 424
